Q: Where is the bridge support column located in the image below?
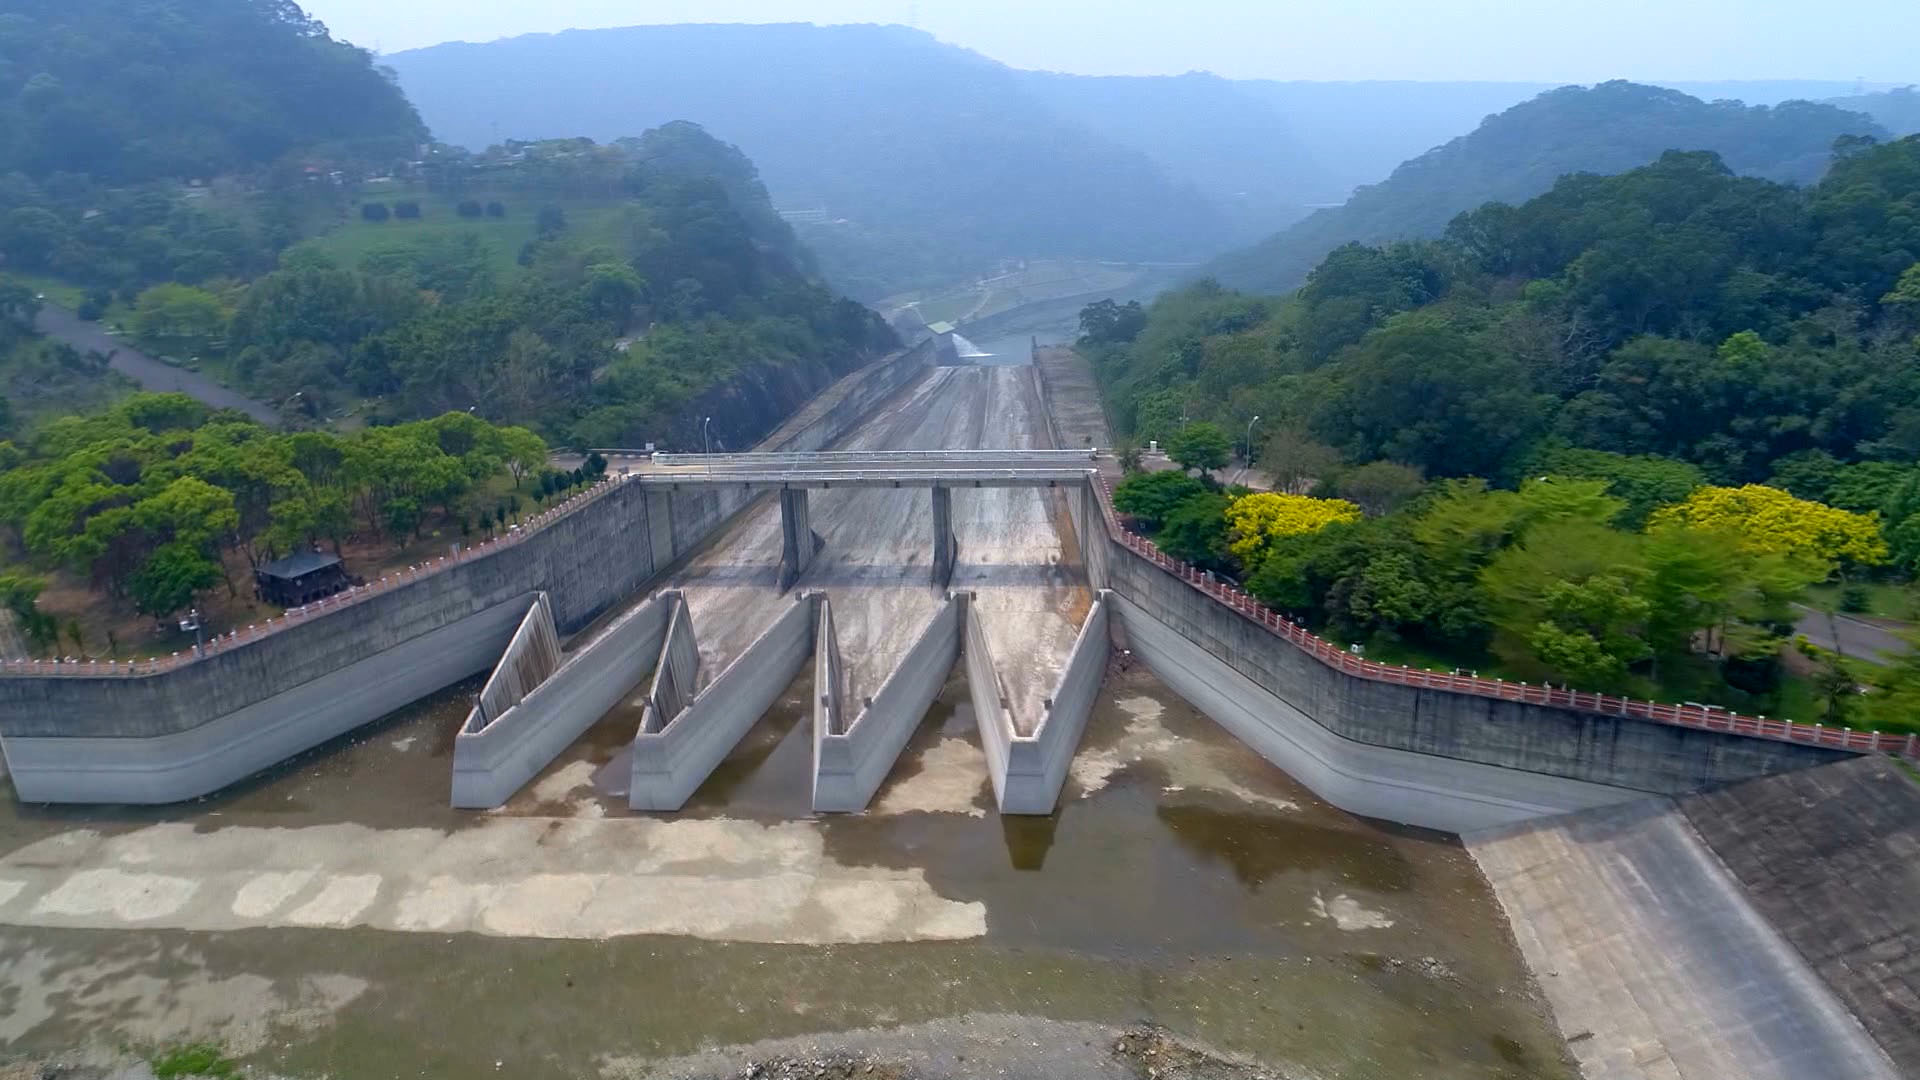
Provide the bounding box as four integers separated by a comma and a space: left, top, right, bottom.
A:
779, 488, 820, 591
932, 486, 957, 588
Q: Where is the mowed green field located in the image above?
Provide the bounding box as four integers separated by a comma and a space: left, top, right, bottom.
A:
294, 188, 635, 279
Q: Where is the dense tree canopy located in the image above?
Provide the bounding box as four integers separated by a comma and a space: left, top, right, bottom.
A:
0, 0, 423, 184
0, 393, 548, 623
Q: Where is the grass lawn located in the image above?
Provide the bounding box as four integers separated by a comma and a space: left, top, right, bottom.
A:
10, 272, 87, 309
1805, 580, 1919, 622
294, 188, 634, 281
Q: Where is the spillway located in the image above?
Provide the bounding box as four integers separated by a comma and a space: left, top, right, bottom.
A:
525, 361, 1097, 814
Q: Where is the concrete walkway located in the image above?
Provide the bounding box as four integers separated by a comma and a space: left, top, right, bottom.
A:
33, 303, 279, 425
1469, 799, 1900, 1080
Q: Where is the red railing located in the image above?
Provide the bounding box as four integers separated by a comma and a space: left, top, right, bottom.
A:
1092, 475, 1920, 761
0, 477, 625, 679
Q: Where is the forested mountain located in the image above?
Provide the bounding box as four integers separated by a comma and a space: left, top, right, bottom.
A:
1090, 136, 1920, 721
1827, 87, 1920, 136
0, 0, 424, 183
0, 2, 898, 453
1201, 82, 1887, 294
385, 24, 1242, 299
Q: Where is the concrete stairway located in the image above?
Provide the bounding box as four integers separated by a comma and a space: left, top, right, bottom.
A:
1468, 800, 1900, 1080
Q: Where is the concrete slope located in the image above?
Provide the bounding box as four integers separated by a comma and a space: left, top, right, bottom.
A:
1469, 799, 1900, 1080
947, 365, 1090, 737
1680, 757, 1920, 1076
795, 367, 986, 718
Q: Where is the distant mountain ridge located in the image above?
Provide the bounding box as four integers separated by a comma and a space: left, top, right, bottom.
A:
386, 24, 1247, 298
1200, 81, 1888, 294
1825, 87, 1920, 135
386, 23, 1909, 300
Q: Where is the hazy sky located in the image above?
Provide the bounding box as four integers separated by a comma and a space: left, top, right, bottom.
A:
304, 0, 1918, 83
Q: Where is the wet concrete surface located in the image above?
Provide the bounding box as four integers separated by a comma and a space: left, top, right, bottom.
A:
0, 663, 1572, 1080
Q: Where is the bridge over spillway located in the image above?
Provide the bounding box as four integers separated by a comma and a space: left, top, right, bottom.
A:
633, 450, 1098, 590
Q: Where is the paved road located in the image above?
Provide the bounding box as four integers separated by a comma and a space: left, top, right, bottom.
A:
33, 303, 280, 425
1791, 604, 1912, 662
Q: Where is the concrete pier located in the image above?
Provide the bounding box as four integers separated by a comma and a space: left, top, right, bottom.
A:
451, 592, 672, 809
813, 593, 965, 812
630, 593, 820, 811
778, 489, 820, 592
931, 486, 956, 588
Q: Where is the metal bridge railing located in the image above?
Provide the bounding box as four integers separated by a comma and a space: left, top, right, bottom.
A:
647, 449, 1099, 468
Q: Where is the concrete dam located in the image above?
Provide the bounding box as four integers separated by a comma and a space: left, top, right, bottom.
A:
0, 335, 1871, 825
2, 339, 1914, 1080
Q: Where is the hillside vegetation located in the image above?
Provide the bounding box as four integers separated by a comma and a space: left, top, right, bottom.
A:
0, 1, 898, 652
1091, 135, 1920, 728
1202, 82, 1887, 295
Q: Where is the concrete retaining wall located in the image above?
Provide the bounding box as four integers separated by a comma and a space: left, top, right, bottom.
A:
813, 594, 963, 812
1115, 594, 1641, 832
813, 595, 846, 736
0, 336, 943, 804
963, 597, 1015, 809
450, 593, 671, 809
471, 593, 561, 727
9, 597, 531, 804
1064, 481, 1110, 591
997, 593, 1109, 814
629, 593, 819, 811
644, 593, 700, 731
1106, 533, 1847, 796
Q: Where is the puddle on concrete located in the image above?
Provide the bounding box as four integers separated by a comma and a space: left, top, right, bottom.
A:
0, 665, 1572, 1080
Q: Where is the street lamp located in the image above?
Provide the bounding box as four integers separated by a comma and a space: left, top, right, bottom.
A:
703, 416, 713, 476
179, 607, 205, 658
1245, 415, 1262, 466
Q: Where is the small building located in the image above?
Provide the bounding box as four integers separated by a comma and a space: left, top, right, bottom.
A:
255, 550, 350, 608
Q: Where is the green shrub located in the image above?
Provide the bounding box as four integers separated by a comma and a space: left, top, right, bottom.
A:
152, 1042, 237, 1079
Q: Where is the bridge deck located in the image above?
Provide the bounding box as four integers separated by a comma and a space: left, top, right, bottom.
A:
625, 468, 1094, 489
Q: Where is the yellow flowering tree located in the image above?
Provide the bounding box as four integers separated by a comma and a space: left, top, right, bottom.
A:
1647, 485, 1888, 569
1225, 492, 1362, 567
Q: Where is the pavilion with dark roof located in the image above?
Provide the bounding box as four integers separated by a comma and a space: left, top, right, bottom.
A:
254, 549, 350, 607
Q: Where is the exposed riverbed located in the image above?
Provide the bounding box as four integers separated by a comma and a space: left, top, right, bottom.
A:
0, 661, 1569, 1080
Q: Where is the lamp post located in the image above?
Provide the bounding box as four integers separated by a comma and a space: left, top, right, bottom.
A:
1245, 415, 1262, 467
179, 607, 205, 658
703, 416, 713, 476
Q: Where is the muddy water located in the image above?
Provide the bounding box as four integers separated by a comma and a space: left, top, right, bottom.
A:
0, 666, 1571, 1080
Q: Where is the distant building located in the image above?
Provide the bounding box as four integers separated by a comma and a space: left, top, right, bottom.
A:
255, 550, 351, 608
